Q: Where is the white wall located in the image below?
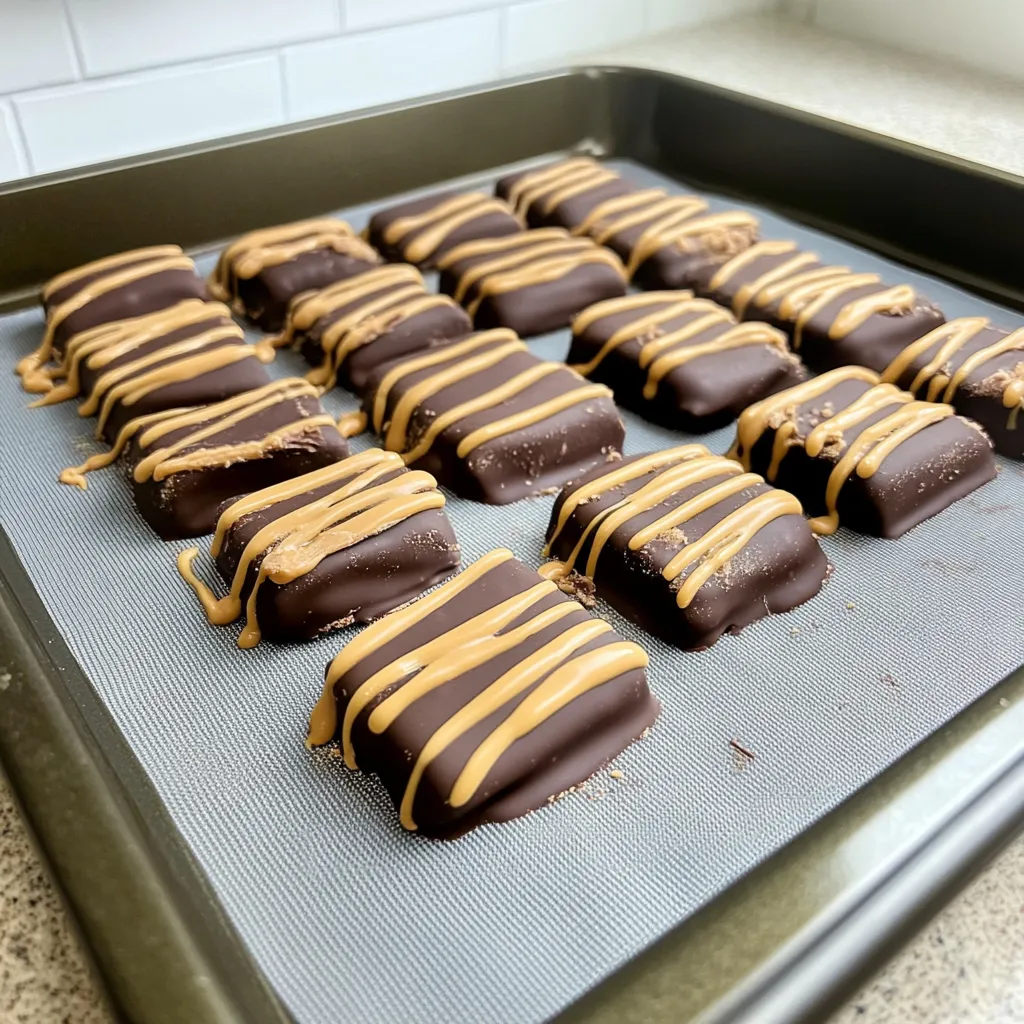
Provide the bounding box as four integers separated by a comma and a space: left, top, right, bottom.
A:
812, 0, 1024, 80
0, 0, 773, 182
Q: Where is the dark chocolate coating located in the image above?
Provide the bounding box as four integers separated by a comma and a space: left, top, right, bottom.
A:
439, 234, 627, 338
694, 248, 946, 375
362, 336, 625, 504
545, 453, 828, 650
744, 377, 997, 538
567, 297, 807, 432
494, 162, 634, 230
367, 190, 521, 267
217, 467, 459, 642
605, 213, 759, 292
328, 555, 659, 838
99, 346, 272, 445
47, 265, 207, 354
886, 320, 1024, 460
127, 390, 350, 540
296, 284, 472, 396
233, 248, 380, 332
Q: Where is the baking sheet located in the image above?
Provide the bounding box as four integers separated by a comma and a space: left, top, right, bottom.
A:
1, 158, 1022, 1024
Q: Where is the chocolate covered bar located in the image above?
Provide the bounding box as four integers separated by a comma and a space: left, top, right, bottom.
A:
496, 157, 635, 230
437, 229, 627, 337
274, 265, 472, 395
698, 241, 945, 374
568, 292, 805, 431
730, 366, 996, 538
367, 190, 522, 268
578, 188, 760, 291
209, 218, 381, 331
21, 245, 207, 394
361, 329, 624, 503
306, 547, 658, 837
61, 378, 351, 539
178, 448, 458, 646
45, 301, 273, 444
881, 317, 1024, 459
542, 446, 827, 650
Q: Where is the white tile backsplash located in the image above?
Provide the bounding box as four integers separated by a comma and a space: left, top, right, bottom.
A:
0, 103, 29, 182
345, 0, 503, 32
504, 0, 646, 68
284, 11, 503, 122
647, 0, 774, 31
66, 0, 341, 76
0, 1, 79, 94
15, 56, 284, 175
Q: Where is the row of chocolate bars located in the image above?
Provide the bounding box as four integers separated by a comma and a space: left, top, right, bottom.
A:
17, 156, 1019, 837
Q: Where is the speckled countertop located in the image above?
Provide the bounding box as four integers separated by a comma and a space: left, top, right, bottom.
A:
3, 13, 1024, 1024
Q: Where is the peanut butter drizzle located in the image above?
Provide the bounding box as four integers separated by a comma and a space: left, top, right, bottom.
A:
383, 192, 521, 264
31, 300, 233, 407
308, 548, 514, 752
540, 450, 797, 608
544, 445, 710, 554
369, 328, 612, 462
731, 367, 955, 535
625, 210, 759, 281
591, 195, 710, 250
208, 218, 379, 298
504, 158, 615, 219
21, 254, 197, 393
337, 412, 368, 437
569, 293, 785, 398
275, 265, 425, 348
881, 317, 1024, 425
571, 189, 678, 238
178, 452, 445, 649
41, 245, 184, 302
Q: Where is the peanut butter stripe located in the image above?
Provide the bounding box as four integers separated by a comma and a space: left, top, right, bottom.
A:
382, 192, 523, 264
274, 266, 459, 391
31, 300, 237, 407
20, 253, 198, 393
881, 317, 1024, 427
308, 546, 647, 831
539, 448, 801, 608
504, 158, 622, 220
570, 293, 788, 399
370, 329, 613, 463
572, 188, 706, 240
730, 366, 955, 535
59, 377, 332, 490
208, 218, 380, 299
439, 229, 626, 318
178, 449, 445, 649
708, 241, 917, 347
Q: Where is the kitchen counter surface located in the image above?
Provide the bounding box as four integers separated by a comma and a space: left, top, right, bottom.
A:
3, 14, 1024, 1023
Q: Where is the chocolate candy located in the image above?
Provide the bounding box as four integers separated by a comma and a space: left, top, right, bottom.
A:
568, 292, 805, 432
306, 548, 658, 838
21, 245, 207, 394
178, 446, 458, 638
41, 301, 273, 444
542, 447, 828, 650
178, 449, 459, 646
274, 265, 472, 395
578, 188, 760, 291
437, 229, 627, 337
881, 317, 1024, 459
367, 190, 522, 268
60, 378, 349, 539
698, 241, 945, 374
361, 329, 624, 503
496, 157, 635, 230
208, 218, 381, 331
731, 366, 997, 538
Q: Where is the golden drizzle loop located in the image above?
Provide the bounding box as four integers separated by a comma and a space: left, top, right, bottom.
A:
504, 158, 615, 219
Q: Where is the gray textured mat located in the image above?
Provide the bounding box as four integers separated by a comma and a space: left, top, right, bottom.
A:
1, 159, 1022, 1024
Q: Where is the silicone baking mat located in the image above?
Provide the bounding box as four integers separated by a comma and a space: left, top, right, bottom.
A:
1, 159, 1022, 1024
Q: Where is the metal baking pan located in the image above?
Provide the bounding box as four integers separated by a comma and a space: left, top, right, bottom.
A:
1, 66, 1023, 1024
